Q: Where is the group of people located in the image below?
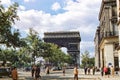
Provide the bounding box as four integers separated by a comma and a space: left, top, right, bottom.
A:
61, 64, 79, 80
31, 65, 41, 80
84, 66, 96, 75
10, 64, 119, 80
101, 66, 119, 78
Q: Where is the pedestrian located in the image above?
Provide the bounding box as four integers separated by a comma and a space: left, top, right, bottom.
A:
110, 66, 114, 77
103, 66, 108, 77
87, 67, 90, 75
35, 65, 41, 80
107, 66, 111, 78
74, 64, 78, 80
92, 66, 95, 75
84, 66, 87, 75
46, 66, 49, 74
31, 65, 36, 78
11, 67, 18, 80
101, 67, 104, 76
62, 65, 66, 76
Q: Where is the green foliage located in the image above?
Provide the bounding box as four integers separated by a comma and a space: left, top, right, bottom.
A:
23, 28, 43, 64
0, 2, 22, 48
40, 42, 72, 66
81, 50, 95, 68
0, 2, 74, 66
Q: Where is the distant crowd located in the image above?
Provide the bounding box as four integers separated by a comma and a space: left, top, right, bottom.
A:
84, 65, 119, 78
5, 64, 120, 80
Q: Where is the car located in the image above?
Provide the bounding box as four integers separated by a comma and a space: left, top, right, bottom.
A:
51, 66, 62, 71
0, 67, 11, 77
25, 67, 31, 72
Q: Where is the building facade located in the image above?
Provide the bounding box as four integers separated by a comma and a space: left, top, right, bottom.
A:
95, 0, 119, 68
117, 0, 120, 68
94, 27, 100, 68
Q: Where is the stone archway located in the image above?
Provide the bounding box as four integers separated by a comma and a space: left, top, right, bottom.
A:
43, 31, 81, 66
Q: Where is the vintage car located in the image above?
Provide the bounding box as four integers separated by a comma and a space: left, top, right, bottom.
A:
0, 67, 11, 77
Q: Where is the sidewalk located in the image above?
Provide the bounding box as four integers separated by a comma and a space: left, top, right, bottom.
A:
77, 69, 120, 80
42, 69, 120, 80
98, 75, 120, 80
1, 69, 119, 80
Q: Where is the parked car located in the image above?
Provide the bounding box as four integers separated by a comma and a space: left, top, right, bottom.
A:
0, 67, 11, 77
25, 67, 31, 72
51, 66, 62, 71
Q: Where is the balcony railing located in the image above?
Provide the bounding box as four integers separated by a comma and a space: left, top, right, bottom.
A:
100, 31, 118, 41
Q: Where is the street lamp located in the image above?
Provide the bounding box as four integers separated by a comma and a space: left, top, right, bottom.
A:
30, 49, 35, 65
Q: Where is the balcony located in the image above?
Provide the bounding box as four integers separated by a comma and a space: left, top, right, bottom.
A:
100, 31, 118, 42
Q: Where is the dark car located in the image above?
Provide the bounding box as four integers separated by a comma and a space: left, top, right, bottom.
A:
25, 67, 31, 72
51, 66, 62, 71
0, 67, 11, 77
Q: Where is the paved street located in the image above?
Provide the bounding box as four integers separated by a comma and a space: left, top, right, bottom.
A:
0, 69, 120, 80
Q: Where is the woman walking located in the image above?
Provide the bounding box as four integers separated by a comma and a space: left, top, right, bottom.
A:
74, 64, 78, 80
35, 65, 40, 80
11, 67, 18, 80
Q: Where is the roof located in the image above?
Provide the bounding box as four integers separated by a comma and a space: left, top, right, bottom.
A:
44, 31, 80, 39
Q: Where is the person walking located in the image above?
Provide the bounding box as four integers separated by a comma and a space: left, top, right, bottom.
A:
74, 64, 78, 80
110, 66, 114, 77
62, 65, 66, 76
31, 65, 36, 78
107, 66, 111, 78
103, 66, 108, 77
101, 67, 104, 76
46, 66, 49, 74
35, 65, 41, 80
87, 67, 91, 75
11, 67, 18, 80
92, 66, 95, 75
84, 66, 87, 75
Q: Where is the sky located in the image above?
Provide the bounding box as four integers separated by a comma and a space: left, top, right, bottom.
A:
1, 0, 102, 56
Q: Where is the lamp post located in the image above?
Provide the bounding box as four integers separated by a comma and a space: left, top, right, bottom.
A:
31, 50, 36, 65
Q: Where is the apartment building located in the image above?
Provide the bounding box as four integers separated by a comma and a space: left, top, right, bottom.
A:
94, 0, 119, 68
117, 0, 120, 68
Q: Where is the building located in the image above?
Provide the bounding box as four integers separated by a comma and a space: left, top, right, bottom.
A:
94, 27, 100, 68
94, 0, 119, 68
117, 0, 120, 68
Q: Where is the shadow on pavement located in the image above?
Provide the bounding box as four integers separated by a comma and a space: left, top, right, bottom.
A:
25, 76, 97, 80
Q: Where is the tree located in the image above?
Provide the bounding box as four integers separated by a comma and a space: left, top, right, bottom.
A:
0, 1, 28, 66
0, 1, 22, 48
81, 50, 95, 68
40, 42, 72, 66
0, 49, 18, 66
89, 57, 95, 67
24, 28, 43, 64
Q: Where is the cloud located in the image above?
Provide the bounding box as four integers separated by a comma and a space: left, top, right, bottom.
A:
51, 2, 61, 11
19, 5, 26, 11
1, 0, 12, 6
80, 41, 95, 57
24, 0, 35, 3
14, 0, 102, 53
80, 41, 94, 51
15, 0, 101, 33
